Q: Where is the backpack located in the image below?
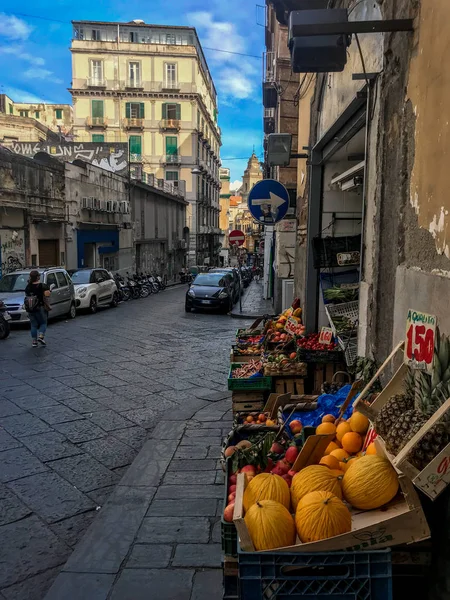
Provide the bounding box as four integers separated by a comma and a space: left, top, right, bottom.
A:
24, 294, 39, 313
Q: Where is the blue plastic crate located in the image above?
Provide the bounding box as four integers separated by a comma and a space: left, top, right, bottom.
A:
238, 549, 392, 600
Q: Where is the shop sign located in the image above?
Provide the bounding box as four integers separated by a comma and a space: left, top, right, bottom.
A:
319, 327, 333, 345
285, 316, 303, 336
404, 309, 436, 373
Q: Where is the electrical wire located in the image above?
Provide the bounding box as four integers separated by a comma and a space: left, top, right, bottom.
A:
354, 33, 369, 88
12, 12, 261, 60
293, 74, 308, 107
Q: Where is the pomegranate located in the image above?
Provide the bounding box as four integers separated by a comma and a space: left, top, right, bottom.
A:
228, 474, 237, 486
285, 446, 299, 465
271, 465, 285, 477
223, 503, 235, 523
263, 458, 274, 473
270, 442, 284, 454
289, 420, 303, 435
275, 460, 290, 475
228, 484, 237, 494
281, 474, 292, 488
241, 465, 256, 476
288, 469, 297, 478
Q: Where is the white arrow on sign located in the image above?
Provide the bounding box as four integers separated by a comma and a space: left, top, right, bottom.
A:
251, 191, 287, 214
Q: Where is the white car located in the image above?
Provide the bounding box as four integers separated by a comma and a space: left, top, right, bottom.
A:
70, 268, 119, 313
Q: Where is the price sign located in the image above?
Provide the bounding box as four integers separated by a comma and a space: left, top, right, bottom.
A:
285, 317, 300, 337
362, 426, 378, 451
404, 309, 436, 373
319, 327, 333, 345
413, 446, 450, 500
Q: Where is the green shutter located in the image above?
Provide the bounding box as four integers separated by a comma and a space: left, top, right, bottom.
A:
92, 100, 103, 118
140, 103, 145, 118
92, 134, 104, 142
176, 104, 181, 120
165, 136, 177, 155
162, 103, 167, 119
125, 103, 131, 118
129, 135, 142, 155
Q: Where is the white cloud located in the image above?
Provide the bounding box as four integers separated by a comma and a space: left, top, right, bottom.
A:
0, 13, 32, 40
2, 86, 53, 103
24, 68, 62, 84
230, 180, 242, 192
0, 45, 45, 66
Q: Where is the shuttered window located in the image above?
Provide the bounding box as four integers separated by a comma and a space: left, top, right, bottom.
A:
92, 134, 104, 142
125, 102, 145, 118
162, 103, 181, 119
129, 136, 142, 155
165, 136, 178, 155
92, 100, 104, 118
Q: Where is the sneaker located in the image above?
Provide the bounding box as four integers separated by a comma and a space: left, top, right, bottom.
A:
32, 340, 38, 347
38, 335, 46, 346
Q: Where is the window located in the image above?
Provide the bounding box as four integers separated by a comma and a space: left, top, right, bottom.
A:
129, 31, 138, 42
55, 108, 63, 120
90, 60, 103, 84
128, 61, 140, 86
91, 29, 101, 41
35, 111, 40, 119
165, 63, 177, 88
19, 110, 29, 117
166, 33, 176, 44
46, 273, 58, 289
162, 103, 181, 120
92, 134, 104, 142
125, 102, 144, 119
55, 272, 68, 288
9, 105, 13, 114
166, 171, 179, 181
129, 135, 142, 157
91, 100, 104, 118
165, 136, 178, 156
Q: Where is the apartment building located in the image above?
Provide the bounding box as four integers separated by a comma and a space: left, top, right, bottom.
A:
69, 19, 222, 265
0, 94, 73, 137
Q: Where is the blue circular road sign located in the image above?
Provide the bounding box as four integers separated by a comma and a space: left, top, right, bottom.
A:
247, 179, 289, 225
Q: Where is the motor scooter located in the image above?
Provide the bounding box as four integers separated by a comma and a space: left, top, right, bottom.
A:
0, 300, 11, 339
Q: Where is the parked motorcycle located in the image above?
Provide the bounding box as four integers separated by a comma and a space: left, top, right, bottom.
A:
114, 273, 131, 301
0, 300, 11, 339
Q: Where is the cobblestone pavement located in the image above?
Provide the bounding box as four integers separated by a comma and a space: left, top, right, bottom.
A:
231, 279, 276, 318
0, 286, 250, 600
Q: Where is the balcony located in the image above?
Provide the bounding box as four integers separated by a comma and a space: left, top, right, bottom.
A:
263, 81, 277, 109
123, 118, 144, 130
125, 79, 144, 90
159, 119, 180, 131
87, 77, 107, 88
264, 108, 276, 135
163, 154, 181, 165
263, 51, 276, 83
159, 82, 197, 93
85, 116, 108, 128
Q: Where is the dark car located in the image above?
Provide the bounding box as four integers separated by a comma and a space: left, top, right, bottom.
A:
185, 272, 235, 313
209, 268, 241, 301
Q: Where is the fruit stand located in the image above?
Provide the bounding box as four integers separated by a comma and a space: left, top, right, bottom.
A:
219, 301, 447, 599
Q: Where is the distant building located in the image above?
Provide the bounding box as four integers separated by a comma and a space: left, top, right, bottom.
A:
0, 94, 73, 138
69, 19, 221, 266
219, 167, 231, 265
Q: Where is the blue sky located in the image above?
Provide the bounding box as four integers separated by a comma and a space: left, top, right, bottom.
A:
0, 1, 264, 186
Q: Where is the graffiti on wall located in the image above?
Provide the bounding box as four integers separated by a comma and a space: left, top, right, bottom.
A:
0, 230, 25, 278
3, 142, 129, 176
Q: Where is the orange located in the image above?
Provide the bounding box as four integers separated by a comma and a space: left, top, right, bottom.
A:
341, 431, 363, 454
324, 441, 340, 455
336, 421, 352, 442
328, 468, 345, 478
322, 414, 336, 424
330, 448, 350, 462
349, 412, 370, 434
246, 415, 254, 423
319, 455, 340, 470
316, 422, 336, 436
365, 442, 377, 455
340, 456, 358, 472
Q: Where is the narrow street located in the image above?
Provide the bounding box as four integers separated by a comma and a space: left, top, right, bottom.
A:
0, 286, 249, 600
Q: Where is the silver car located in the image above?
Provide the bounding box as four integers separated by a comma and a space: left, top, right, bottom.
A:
0, 268, 77, 322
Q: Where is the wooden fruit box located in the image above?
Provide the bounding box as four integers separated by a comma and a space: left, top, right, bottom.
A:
232, 391, 265, 414
311, 362, 348, 394
264, 362, 307, 377
274, 377, 305, 395
230, 348, 262, 363
233, 433, 430, 553
353, 342, 450, 500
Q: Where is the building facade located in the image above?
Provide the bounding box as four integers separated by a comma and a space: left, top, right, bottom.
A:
264, 4, 300, 312
69, 20, 221, 266
219, 167, 231, 266
0, 94, 73, 138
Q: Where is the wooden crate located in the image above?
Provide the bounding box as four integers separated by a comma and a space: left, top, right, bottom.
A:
274, 377, 305, 395
233, 434, 430, 553
232, 391, 265, 414
353, 343, 450, 500
312, 362, 348, 394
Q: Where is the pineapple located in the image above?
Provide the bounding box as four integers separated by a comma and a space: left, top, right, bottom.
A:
374, 394, 414, 438
408, 422, 450, 471
385, 409, 427, 455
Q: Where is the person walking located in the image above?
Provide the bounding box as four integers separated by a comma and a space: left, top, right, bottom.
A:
24, 270, 51, 347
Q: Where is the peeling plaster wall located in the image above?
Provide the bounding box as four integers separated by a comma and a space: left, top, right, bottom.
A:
408, 0, 450, 259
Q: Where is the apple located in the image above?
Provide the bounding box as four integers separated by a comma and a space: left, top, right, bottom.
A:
241, 465, 257, 476
228, 474, 237, 486
270, 442, 284, 454
288, 469, 297, 478
229, 484, 237, 494
275, 460, 290, 475
258, 413, 267, 423
223, 503, 235, 523
263, 458, 274, 473
285, 446, 299, 465
271, 466, 285, 477
228, 492, 236, 503
289, 420, 303, 435
281, 474, 292, 488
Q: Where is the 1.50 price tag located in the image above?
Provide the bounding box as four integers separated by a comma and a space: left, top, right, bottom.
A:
319, 327, 333, 345
404, 309, 436, 373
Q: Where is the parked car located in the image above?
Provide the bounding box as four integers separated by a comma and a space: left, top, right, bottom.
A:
209, 268, 241, 302
185, 271, 235, 313
0, 267, 76, 322
69, 268, 119, 313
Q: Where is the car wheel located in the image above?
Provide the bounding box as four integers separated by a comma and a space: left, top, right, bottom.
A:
0, 318, 10, 339
67, 303, 77, 319
110, 292, 119, 307
185, 304, 191, 313
89, 297, 97, 314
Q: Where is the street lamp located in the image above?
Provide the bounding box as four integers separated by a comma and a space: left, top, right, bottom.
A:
191, 167, 202, 175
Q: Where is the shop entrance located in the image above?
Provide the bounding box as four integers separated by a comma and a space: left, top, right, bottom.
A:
38, 240, 59, 267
